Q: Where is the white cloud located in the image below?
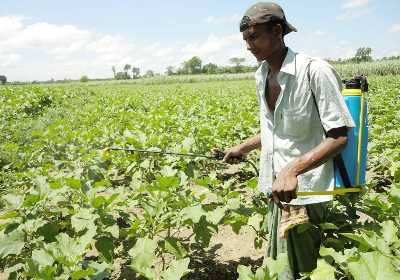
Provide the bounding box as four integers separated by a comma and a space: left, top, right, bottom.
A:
0, 15, 256, 81
285, 31, 358, 61
22, 23, 91, 51
341, 0, 369, 9
336, 8, 372, 21
183, 34, 242, 56
0, 52, 21, 67
0, 16, 139, 80
0, 16, 24, 39
86, 35, 134, 55
388, 50, 400, 56
388, 24, 400, 33
0, 19, 92, 54
337, 0, 371, 21
205, 14, 241, 25
373, 48, 400, 58
314, 30, 326, 36
181, 33, 253, 66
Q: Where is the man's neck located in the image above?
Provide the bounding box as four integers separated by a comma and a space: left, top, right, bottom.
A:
266, 46, 288, 74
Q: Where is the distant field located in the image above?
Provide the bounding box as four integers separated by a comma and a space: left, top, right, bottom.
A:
333, 58, 400, 77
89, 58, 400, 86
94, 58, 400, 85
5, 59, 400, 87
86, 72, 255, 86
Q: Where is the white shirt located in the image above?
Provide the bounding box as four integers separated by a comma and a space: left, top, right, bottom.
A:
255, 48, 355, 205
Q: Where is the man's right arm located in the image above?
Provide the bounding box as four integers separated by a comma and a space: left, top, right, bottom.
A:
222, 134, 261, 162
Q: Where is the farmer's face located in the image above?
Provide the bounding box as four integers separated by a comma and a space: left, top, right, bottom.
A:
242, 24, 281, 61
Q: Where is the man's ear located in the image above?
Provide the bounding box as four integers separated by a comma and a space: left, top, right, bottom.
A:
272, 23, 284, 38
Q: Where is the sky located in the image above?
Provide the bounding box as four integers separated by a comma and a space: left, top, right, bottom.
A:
0, 0, 399, 81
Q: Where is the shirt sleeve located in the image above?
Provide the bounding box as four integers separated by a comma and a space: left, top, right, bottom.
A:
309, 59, 355, 132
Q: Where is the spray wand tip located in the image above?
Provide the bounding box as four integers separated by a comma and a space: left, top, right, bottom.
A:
211, 148, 225, 160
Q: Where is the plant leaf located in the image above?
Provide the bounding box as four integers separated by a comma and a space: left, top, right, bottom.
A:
71, 268, 95, 280
319, 246, 348, 264
181, 204, 205, 223
380, 220, 398, 244
310, 259, 336, 280
205, 206, 226, 225
71, 208, 97, 232
263, 253, 287, 278
164, 237, 187, 259
95, 237, 114, 262
161, 258, 191, 280
0, 230, 25, 258
128, 237, 157, 279
32, 249, 54, 268
348, 251, 399, 280
237, 265, 255, 280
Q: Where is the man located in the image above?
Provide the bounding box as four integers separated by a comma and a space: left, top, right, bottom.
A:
222, 2, 355, 279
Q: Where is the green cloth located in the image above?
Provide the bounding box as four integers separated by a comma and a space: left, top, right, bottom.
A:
266, 201, 332, 279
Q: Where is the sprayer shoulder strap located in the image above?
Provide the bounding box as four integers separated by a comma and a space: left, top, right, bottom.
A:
306, 60, 352, 188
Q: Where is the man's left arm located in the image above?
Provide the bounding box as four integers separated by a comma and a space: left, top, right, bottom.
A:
272, 126, 348, 203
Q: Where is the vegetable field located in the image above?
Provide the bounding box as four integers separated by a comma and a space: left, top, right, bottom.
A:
1, 75, 400, 279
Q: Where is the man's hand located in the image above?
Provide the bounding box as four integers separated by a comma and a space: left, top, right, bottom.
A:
212, 134, 261, 164
272, 163, 298, 206
212, 146, 246, 164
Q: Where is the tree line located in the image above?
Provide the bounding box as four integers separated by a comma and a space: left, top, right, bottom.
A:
111, 47, 391, 80
326, 47, 400, 64
165, 56, 257, 76
111, 64, 143, 80
109, 57, 257, 80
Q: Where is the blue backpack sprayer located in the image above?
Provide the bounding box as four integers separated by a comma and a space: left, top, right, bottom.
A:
300, 73, 368, 196
337, 75, 368, 188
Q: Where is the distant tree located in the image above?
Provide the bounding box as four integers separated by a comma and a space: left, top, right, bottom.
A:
353, 47, 372, 63
166, 66, 176, 75
183, 56, 202, 74
132, 67, 140, 79
229, 57, 246, 72
115, 72, 129, 80
379, 55, 400, 61
80, 75, 89, 82
112, 66, 116, 78
123, 64, 132, 78
124, 64, 131, 72
144, 70, 154, 77
0, 75, 7, 84
176, 66, 187, 75
202, 63, 219, 74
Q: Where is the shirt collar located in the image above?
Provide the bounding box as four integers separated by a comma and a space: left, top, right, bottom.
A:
260, 47, 297, 77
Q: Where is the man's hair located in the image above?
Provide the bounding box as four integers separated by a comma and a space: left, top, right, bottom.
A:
239, 16, 252, 32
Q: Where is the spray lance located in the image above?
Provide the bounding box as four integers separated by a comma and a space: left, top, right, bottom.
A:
103, 147, 258, 179
103, 146, 362, 200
